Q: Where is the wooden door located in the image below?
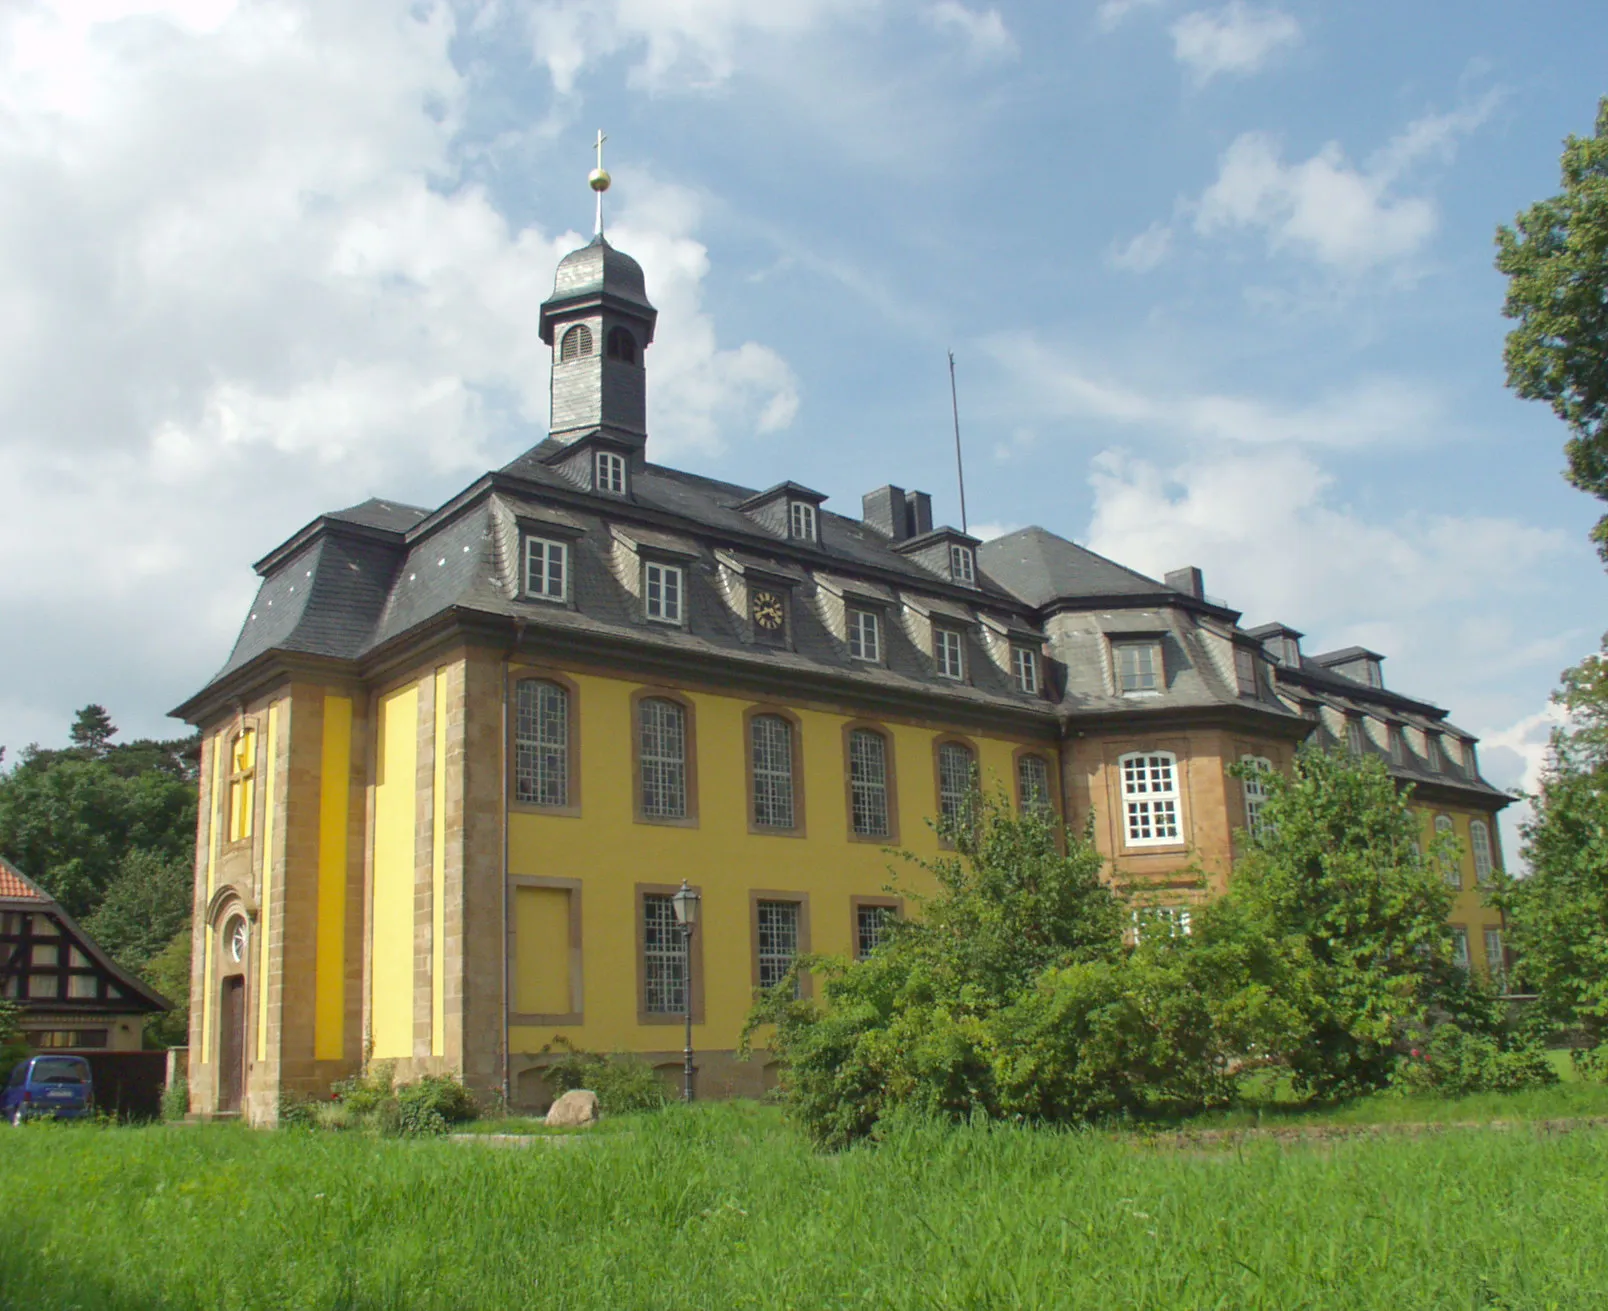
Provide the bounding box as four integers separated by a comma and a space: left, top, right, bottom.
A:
219, 976, 245, 1113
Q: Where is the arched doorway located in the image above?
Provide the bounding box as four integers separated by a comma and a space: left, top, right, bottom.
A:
217, 913, 249, 1114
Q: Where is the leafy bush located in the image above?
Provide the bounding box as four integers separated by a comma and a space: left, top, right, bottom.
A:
395, 1074, 477, 1126
330, 1062, 395, 1114
1571, 1043, 1608, 1081
161, 1075, 189, 1122
1393, 1024, 1559, 1096
322, 1065, 477, 1134
277, 1093, 315, 1128
0, 999, 27, 1087
543, 1041, 668, 1115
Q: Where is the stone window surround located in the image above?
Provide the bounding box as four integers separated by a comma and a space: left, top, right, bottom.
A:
508, 668, 583, 818
635, 881, 704, 1026
743, 703, 807, 838
630, 687, 699, 828
506, 874, 584, 1027
841, 720, 900, 844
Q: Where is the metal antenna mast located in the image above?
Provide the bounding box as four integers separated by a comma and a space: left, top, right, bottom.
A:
948, 349, 969, 534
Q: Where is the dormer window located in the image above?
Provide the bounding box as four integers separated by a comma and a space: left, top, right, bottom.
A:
949, 544, 976, 585
596, 449, 627, 495
559, 323, 594, 361
523, 536, 568, 602
1281, 636, 1300, 667
1012, 645, 1039, 695
935, 627, 965, 680
1234, 646, 1257, 696
644, 561, 684, 625
1114, 640, 1161, 694
1388, 725, 1404, 765
848, 608, 881, 662
606, 326, 636, 364
789, 500, 817, 543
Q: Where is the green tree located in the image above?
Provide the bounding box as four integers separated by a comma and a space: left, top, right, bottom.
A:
743, 792, 1225, 1146
84, 848, 193, 974
1495, 652, 1608, 1046
141, 929, 192, 1049
1496, 97, 1608, 560
1201, 748, 1463, 1098
0, 999, 26, 1084
68, 704, 118, 756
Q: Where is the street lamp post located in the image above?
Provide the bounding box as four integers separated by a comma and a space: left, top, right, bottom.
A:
670, 880, 701, 1103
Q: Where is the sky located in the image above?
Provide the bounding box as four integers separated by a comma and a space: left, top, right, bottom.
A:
1, 0, 1605, 859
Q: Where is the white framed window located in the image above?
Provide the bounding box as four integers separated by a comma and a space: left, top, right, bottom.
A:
1012, 645, 1039, 695
855, 904, 894, 960
515, 680, 569, 807
1426, 733, 1444, 773
1388, 726, 1405, 766
523, 536, 568, 601
937, 741, 975, 825
639, 698, 687, 819
596, 449, 627, 495
644, 561, 684, 624
848, 609, 881, 663
1346, 717, 1366, 756
1120, 752, 1181, 846
1132, 906, 1192, 942
788, 501, 817, 542
1017, 753, 1051, 815
1435, 814, 1460, 889
1471, 819, 1494, 884
1451, 926, 1470, 972
1240, 755, 1272, 839
1461, 739, 1479, 775
756, 900, 801, 993
642, 894, 686, 1014
1115, 642, 1160, 694
1234, 647, 1258, 696
848, 729, 890, 838
751, 714, 795, 830
949, 544, 976, 585
935, 628, 965, 680
1484, 928, 1506, 987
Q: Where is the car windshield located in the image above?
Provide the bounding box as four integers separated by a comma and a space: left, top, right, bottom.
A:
31, 1058, 88, 1085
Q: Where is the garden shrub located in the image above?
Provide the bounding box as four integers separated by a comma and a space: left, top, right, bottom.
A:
330, 1062, 395, 1114
543, 1041, 667, 1115
1571, 1043, 1608, 1081
394, 1074, 478, 1126
1393, 1023, 1559, 1096
277, 1093, 315, 1128
161, 1075, 189, 1122
322, 1065, 477, 1133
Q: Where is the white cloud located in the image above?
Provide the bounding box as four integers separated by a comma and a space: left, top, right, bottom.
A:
1191, 96, 1499, 269
1170, 3, 1299, 84
924, 2, 1017, 60
1096, 0, 1165, 31
0, 0, 796, 752
989, 336, 1442, 449
520, 0, 869, 95
966, 521, 1023, 543
1108, 220, 1174, 272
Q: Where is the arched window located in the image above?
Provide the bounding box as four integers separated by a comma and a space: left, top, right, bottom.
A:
750, 714, 795, 830
1120, 751, 1180, 846
936, 741, 976, 826
848, 728, 890, 838
1016, 753, 1051, 815
225, 915, 249, 966
1434, 814, 1460, 888
227, 728, 256, 843
1240, 755, 1273, 839
639, 697, 687, 819
559, 323, 594, 361
1470, 819, 1494, 884
515, 680, 569, 807
606, 326, 636, 364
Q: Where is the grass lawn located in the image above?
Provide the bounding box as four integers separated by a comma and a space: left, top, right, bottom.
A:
3, 1102, 1607, 1310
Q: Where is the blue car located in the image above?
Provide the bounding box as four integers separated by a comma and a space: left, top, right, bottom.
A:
3, 1054, 94, 1123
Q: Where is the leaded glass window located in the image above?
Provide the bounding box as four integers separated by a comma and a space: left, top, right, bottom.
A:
849, 729, 890, 837
642, 894, 686, 1014
751, 714, 795, 829
515, 680, 569, 807
856, 904, 893, 960
639, 698, 687, 819
937, 742, 975, 825
1016, 753, 1051, 815
756, 901, 800, 994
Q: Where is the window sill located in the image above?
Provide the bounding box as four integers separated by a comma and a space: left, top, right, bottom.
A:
509, 801, 582, 819
634, 813, 699, 829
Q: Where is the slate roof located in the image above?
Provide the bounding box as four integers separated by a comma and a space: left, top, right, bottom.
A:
549, 235, 654, 312
978, 527, 1181, 608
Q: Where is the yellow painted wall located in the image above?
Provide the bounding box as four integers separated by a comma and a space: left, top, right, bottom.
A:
200, 730, 224, 1064
315, 695, 352, 1061
256, 702, 279, 1061
506, 671, 1046, 1056
431, 671, 448, 1057
514, 886, 572, 1014
370, 685, 420, 1060
1416, 803, 1506, 976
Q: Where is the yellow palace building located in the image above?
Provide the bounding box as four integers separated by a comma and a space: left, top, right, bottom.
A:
175, 191, 1511, 1125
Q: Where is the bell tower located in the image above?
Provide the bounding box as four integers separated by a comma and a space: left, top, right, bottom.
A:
538, 131, 658, 459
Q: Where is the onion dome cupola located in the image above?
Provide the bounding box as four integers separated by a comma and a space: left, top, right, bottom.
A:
539, 132, 658, 458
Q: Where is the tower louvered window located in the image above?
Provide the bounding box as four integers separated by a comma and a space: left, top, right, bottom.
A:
515, 680, 569, 807
848, 729, 890, 837
639, 698, 687, 819
1121, 752, 1180, 845
559, 323, 594, 361
751, 714, 795, 829
607, 326, 636, 363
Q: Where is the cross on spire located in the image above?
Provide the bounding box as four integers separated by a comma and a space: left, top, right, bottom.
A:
589, 129, 612, 237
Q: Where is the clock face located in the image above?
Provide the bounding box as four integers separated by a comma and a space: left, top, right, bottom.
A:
752, 590, 786, 631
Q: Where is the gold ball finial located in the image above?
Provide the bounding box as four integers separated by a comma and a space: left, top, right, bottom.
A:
588, 167, 611, 193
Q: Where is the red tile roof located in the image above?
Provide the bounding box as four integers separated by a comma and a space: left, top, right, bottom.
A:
0, 856, 47, 902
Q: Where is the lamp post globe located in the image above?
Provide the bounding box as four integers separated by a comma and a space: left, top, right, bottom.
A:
671, 880, 700, 1102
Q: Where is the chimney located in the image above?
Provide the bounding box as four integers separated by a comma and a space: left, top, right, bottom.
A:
1165, 566, 1205, 600
862, 485, 908, 540
904, 490, 933, 537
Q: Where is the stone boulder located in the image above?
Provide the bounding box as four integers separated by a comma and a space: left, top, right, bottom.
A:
545, 1089, 600, 1128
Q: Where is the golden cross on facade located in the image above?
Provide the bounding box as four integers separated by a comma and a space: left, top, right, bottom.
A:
589, 129, 612, 237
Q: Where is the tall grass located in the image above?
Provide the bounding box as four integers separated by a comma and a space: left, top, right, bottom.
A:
3, 1105, 1605, 1309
